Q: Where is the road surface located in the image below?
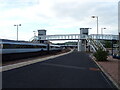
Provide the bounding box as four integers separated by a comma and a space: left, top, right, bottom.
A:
2, 51, 117, 88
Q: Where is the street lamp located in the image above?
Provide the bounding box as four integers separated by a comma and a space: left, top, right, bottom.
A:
101, 28, 106, 39
33, 31, 36, 41
14, 24, 21, 41
33, 31, 36, 37
91, 16, 98, 39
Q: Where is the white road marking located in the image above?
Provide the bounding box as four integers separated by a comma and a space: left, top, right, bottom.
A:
41, 63, 87, 70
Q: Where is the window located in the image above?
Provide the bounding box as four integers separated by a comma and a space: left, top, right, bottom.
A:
3, 44, 11, 49
3, 43, 47, 49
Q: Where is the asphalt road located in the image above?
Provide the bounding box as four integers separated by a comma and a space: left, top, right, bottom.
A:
2, 51, 118, 89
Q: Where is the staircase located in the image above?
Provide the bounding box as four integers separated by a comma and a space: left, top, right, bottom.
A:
29, 36, 39, 43
86, 38, 106, 52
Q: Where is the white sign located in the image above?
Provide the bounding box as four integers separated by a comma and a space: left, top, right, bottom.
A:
113, 44, 119, 47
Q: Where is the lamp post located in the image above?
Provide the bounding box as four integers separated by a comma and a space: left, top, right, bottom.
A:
118, 32, 120, 55
33, 31, 36, 41
33, 31, 36, 37
91, 16, 98, 39
118, 1, 120, 57
101, 28, 106, 39
14, 24, 21, 41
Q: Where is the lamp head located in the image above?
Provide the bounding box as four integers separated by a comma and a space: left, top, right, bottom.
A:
91, 16, 95, 18
19, 24, 21, 26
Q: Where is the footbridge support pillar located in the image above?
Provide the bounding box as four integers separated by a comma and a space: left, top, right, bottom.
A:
77, 39, 86, 52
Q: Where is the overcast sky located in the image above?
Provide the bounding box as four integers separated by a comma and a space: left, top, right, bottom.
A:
0, 0, 119, 41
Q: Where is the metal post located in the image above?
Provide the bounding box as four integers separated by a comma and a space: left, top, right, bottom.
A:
78, 28, 81, 52
17, 25, 18, 41
84, 40, 87, 51
33, 31, 36, 41
111, 39, 114, 56
118, 32, 120, 55
101, 28, 106, 40
78, 39, 80, 51
14, 24, 21, 41
101, 28, 103, 39
97, 16, 98, 36
33, 31, 36, 37
91, 16, 98, 39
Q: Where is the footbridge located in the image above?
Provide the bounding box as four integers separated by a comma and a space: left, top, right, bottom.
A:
30, 34, 119, 41
29, 34, 119, 52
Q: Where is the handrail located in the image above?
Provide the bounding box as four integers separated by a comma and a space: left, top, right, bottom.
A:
96, 40, 106, 51
86, 37, 106, 52
86, 38, 98, 52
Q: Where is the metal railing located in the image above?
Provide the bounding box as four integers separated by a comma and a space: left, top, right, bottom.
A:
29, 34, 119, 41
86, 37, 106, 52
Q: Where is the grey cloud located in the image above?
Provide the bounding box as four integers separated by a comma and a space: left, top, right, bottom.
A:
53, 2, 102, 19
93, 2, 117, 26
53, 1, 117, 26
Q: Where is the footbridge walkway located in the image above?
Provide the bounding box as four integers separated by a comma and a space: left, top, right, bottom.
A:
30, 34, 119, 41
29, 34, 119, 52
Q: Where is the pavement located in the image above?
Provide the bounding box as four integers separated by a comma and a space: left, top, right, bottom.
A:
92, 55, 120, 89
2, 50, 118, 89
